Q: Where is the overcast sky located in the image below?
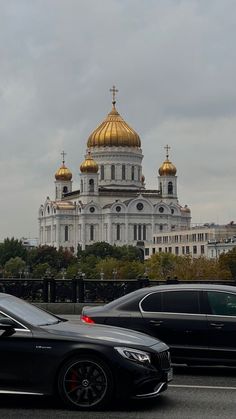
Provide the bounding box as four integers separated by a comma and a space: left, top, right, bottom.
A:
0, 0, 236, 241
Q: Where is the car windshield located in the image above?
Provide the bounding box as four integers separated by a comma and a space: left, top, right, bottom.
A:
0, 295, 61, 326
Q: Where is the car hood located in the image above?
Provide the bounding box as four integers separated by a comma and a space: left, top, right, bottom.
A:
42, 320, 168, 350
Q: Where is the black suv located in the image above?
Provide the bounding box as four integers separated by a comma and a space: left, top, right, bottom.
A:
82, 284, 236, 366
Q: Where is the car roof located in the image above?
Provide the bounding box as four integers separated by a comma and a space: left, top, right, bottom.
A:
106, 283, 236, 308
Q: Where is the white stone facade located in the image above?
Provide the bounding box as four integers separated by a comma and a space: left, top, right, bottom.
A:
145, 224, 236, 259
38, 100, 191, 255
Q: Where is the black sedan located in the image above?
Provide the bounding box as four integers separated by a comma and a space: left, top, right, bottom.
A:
82, 283, 236, 366
0, 293, 172, 410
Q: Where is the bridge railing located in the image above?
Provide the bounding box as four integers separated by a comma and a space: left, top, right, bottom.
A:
0, 277, 235, 303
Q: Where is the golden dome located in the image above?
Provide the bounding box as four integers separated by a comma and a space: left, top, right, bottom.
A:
159, 145, 177, 176
87, 104, 141, 148
55, 163, 72, 181
80, 151, 98, 173
159, 159, 177, 176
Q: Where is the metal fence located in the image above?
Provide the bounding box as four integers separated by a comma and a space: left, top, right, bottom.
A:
0, 277, 235, 304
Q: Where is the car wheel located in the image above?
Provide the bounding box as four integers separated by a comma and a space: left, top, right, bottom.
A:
58, 355, 114, 410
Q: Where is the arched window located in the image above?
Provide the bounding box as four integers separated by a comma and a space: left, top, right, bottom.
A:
63, 186, 68, 194
80, 180, 83, 193
111, 165, 115, 180
116, 224, 120, 241
122, 165, 126, 180
131, 166, 135, 180
138, 225, 142, 240
89, 179, 94, 192
90, 225, 94, 241
143, 225, 146, 240
101, 165, 104, 180
65, 225, 69, 242
168, 182, 173, 194
134, 225, 137, 240
160, 182, 162, 194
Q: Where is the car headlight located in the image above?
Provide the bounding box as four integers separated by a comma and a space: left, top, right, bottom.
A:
115, 347, 151, 364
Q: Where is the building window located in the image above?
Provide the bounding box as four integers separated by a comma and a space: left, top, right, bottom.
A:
138, 225, 142, 240
63, 186, 68, 194
122, 165, 126, 180
168, 247, 172, 253
89, 179, 94, 192
116, 224, 120, 241
145, 248, 149, 256
201, 245, 205, 254
182, 246, 185, 254
80, 180, 83, 193
168, 182, 173, 194
138, 167, 141, 181
193, 245, 197, 254
111, 165, 115, 180
143, 225, 146, 240
131, 165, 135, 180
137, 202, 144, 211
159, 206, 164, 213
90, 225, 94, 241
134, 225, 137, 240
65, 225, 69, 242
175, 247, 179, 255
101, 165, 104, 180
160, 224, 163, 231
186, 246, 190, 254
152, 248, 155, 254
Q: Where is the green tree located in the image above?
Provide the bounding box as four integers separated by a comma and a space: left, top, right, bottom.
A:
95, 258, 121, 280
32, 263, 51, 279
29, 245, 59, 269
4, 257, 26, 277
219, 248, 236, 279
146, 252, 178, 280
0, 238, 27, 266
81, 242, 115, 260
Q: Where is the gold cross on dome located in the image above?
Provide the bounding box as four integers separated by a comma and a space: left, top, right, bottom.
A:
61, 150, 67, 164
164, 144, 170, 159
110, 85, 119, 104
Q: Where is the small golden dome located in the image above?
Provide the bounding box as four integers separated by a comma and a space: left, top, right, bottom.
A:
55, 163, 72, 181
87, 104, 141, 148
80, 151, 98, 173
159, 145, 177, 176
159, 159, 177, 176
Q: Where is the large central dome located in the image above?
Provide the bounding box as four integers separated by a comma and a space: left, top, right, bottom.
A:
87, 103, 141, 148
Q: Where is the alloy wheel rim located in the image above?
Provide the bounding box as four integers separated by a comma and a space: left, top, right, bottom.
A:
63, 360, 108, 407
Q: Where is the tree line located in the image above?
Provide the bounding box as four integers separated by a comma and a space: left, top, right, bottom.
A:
0, 237, 236, 281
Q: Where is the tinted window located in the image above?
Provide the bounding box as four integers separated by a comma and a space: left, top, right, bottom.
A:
162, 291, 200, 314
207, 291, 236, 316
141, 292, 162, 312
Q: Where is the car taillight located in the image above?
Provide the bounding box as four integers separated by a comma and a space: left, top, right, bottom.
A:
81, 315, 95, 324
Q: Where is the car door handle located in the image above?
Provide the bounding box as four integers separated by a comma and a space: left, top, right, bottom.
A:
149, 320, 163, 326
210, 322, 224, 329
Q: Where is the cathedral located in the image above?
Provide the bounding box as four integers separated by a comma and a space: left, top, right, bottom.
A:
38, 87, 191, 254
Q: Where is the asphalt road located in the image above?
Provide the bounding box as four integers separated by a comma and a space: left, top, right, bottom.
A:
1, 366, 236, 419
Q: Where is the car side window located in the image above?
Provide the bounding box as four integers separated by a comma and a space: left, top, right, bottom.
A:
0, 311, 24, 329
207, 291, 236, 316
162, 291, 200, 314
141, 292, 162, 312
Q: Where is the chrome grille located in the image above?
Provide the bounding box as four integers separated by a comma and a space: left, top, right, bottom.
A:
157, 351, 171, 370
